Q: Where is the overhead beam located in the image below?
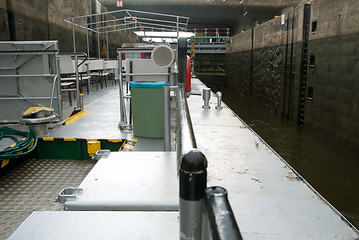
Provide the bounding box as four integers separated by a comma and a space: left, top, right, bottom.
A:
100, 0, 301, 35
99, 0, 299, 8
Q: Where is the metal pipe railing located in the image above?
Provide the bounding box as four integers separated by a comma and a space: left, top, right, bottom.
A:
176, 85, 197, 166
176, 37, 197, 164
176, 37, 207, 239
64, 200, 178, 211
163, 85, 171, 152
175, 37, 242, 240
203, 187, 243, 240
60, 52, 88, 109
0, 41, 62, 122
117, 50, 129, 129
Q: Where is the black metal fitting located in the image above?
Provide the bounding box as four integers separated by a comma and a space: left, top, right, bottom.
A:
179, 149, 207, 201
204, 186, 243, 240
177, 37, 187, 84
179, 149, 207, 240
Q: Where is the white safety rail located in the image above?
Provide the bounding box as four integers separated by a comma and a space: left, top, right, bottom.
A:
0, 41, 62, 122
86, 59, 107, 90
64, 9, 189, 59
105, 60, 119, 85
59, 53, 91, 107
117, 45, 175, 133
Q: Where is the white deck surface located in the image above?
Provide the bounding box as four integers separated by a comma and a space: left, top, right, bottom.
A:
75, 152, 178, 203
7, 211, 179, 240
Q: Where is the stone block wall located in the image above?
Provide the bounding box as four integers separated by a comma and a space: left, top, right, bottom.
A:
304, 0, 359, 154
305, 35, 359, 153
252, 45, 284, 111
226, 0, 359, 154
226, 5, 304, 115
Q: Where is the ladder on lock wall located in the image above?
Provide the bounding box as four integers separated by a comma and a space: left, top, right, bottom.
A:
297, 3, 311, 126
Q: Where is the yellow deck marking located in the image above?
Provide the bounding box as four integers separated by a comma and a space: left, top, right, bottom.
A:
64, 111, 90, 124
23, 107, 52, 115
108, 139, 123, 143
124, 145, 134, 150
43, 137, 54, 141
86, 139, 98, 142
63, 138, 76, 142
1, 159, 9, 168
118, 139, 138, 152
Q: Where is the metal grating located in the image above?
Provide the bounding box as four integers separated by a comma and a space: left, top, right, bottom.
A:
0, 158, 96, 240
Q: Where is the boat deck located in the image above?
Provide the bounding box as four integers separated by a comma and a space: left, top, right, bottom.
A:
1, 78, 358, 239
0, 159, 95, 240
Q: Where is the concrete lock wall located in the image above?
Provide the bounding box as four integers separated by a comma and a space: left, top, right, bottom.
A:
0, 0, 140, 57
226, 0, 359, 155
0, 0, 9, 40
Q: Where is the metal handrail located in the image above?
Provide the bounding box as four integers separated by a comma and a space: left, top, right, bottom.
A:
176, 85, 242, 240
176, 85, 197, 165
176, 73, 242, 240
117, 46, 174, 131
65, 9, 189, 59
175, 37, 242, 240
203, 187, 243, 240
60, 52, 88, 67
176, 38, 197, 165
59, 52, 88, 109
0, 41, 62, 121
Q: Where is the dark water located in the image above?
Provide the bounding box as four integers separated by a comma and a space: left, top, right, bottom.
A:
199, 74, 359, 229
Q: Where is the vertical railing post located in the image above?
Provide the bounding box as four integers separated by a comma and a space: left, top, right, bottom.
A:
79, 93, 84, 110
179, 150, 207, 240
114, 62, 119, 86
118, 50, 127, 127
163, 85, 171, 151
71, 18, 80, 109
74, 54, 80, 109
106, 32, 109, 60
97, 32, 101, 58
54, 50, 63, 121
177, 37, 187, 84
86, 24, 90, 58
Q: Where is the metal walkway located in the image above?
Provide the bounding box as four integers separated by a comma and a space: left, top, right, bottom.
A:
0, 159, 96, 240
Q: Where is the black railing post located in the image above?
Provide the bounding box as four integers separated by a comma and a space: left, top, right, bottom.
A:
204, 186, 243, 240
179, 149, 207, 240
177, 37, 187, 84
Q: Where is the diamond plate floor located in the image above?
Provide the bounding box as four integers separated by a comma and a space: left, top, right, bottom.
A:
0, 159, 96, 240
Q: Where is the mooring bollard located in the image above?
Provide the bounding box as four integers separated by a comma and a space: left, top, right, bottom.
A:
202, 88, 211, 109
79, 93, 84, 110
179, 149, 207, 240
215, 91, 223, 110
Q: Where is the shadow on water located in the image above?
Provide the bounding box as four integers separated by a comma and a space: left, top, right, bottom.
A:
198, 74, 359, 229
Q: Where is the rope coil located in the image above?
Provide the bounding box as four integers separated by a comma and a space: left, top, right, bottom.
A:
0, 127, 38, 161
